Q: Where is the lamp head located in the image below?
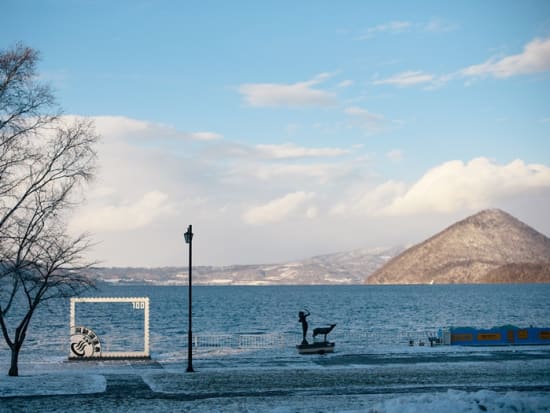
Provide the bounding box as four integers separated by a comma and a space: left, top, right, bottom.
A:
184, 225, 193, 244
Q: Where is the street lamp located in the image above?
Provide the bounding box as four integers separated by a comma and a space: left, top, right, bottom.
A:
184, 225, 194, 373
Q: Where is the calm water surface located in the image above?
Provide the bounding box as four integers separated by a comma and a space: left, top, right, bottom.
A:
2, 284, 550, 366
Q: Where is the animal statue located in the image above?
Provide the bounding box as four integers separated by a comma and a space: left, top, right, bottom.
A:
312, 324, 336, 342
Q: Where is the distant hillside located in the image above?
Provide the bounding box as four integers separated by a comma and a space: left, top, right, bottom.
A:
483, 262, 550, 283
366, 209, 550, 285
90, 246, 402, 286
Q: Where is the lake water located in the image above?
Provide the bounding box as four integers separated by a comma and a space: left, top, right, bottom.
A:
2, 283, 550, 369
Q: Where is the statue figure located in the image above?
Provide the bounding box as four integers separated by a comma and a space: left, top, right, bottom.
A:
298, 310, 310, 344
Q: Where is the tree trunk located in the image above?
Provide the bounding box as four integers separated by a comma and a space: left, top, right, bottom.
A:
9, 346, 19, 376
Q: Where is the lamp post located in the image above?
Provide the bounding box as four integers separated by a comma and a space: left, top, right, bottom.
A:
184, 225, 194, 373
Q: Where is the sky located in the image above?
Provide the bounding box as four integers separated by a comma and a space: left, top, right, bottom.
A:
2, 0, 550, 267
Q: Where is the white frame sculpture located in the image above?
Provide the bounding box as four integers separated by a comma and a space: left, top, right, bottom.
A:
69, 297, 150, 359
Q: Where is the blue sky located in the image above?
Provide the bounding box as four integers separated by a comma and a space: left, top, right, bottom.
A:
3, 1, 550, 266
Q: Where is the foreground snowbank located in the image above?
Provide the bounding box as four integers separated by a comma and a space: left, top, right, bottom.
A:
195, 390, 550, 413
0, 371, 548, 413
0, 373, 106, 397
367, 389, 550, 413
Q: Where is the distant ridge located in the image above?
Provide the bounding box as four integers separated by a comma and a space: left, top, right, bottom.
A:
366, 209, 550, 284
90, 246, 403, 286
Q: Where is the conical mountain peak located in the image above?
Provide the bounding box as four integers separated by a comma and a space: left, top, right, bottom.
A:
367, 209, 550, 284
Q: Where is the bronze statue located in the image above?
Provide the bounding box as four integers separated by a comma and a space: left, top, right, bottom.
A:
298, 310, 310, 344
296, 311, 337, 354
313, 324, 336, 342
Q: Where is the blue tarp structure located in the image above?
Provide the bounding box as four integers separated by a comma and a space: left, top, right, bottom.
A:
449, 326, 550, 346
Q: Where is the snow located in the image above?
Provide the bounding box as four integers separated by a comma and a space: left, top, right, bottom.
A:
367, 390, 550, 413
2, 342, 550, 412
197, 391, 550, 413
0, 365, 549, 413
0, 372, 106, 397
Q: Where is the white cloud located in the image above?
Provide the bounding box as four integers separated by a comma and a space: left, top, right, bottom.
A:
255, 143, 351, 159
189, 131, 223, 141
461, 37, 550, 78
387, 149, 403, 163
206, 141, 354, 163
338, 79, 354, 88
384, 158, 550, 215
244, 163, 348, 184
305, 206, 318, 219
331, 180, 405, 216
90, 116, 150, 137
359, 18, 456, 40
237, 74, 336, 107
375, 21, 412, 32
330, 158, 550, 218
70, 191, 176, 232
423, 18, 458, 33
359, 21, 412, 39
243, 192, 315, 225
92, 115, 222, 142
375, 37, 550, 89
373, 71, 435, 87
345, 106, 384, 121
345, 106, 385, 133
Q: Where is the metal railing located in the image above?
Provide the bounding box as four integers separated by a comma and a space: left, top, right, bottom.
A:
188, 330, 435, 349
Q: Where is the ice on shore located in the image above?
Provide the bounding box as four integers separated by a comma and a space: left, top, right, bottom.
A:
0, 373, 106, 397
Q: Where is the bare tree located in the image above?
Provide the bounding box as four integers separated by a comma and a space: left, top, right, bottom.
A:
0, 44, 98, 376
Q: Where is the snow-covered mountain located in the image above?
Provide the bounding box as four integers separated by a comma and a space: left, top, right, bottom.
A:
91, 246, 403, 286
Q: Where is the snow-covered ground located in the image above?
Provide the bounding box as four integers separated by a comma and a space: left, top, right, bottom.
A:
1, 373, 549, 413
0, 373, 106, 397
1, 349, 549, 413
368, 390, 550, 413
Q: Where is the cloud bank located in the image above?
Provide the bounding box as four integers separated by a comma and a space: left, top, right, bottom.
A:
332, 158, 550, 217
385, 158, 550, 215
71, 190, 175, 232
65, 115, 550, 266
